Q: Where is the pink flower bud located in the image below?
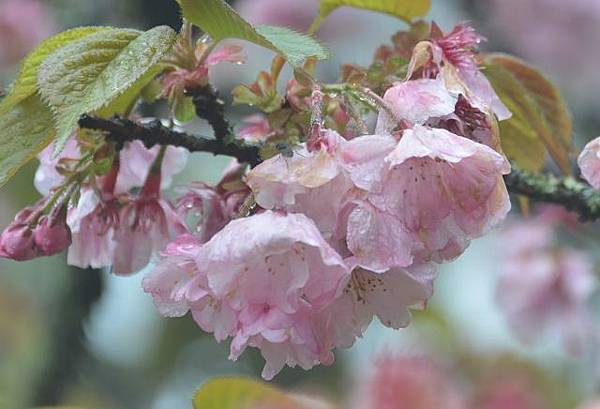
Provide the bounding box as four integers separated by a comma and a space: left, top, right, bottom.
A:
0, 224, 37, 261
34, 214, 72, 257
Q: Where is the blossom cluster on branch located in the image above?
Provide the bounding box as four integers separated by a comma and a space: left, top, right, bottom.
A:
3, 3, 600, 381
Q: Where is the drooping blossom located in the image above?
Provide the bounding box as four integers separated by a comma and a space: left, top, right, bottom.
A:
496, 206, 597, 353
237, 115, 274, 143
144, 211, 350, 379
113, 171, 187, 275
177, 160, 250, 243
320, 264, 436, 349
340, 125, 510, 267
35, 135, 188, 196
578, 136, 600, 190
116, 140, 188, 193
356, 355, 467, 409
67, 186, 120, 270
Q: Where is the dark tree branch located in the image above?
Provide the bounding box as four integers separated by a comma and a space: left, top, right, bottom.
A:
80, 115, 600, 222
186, 85, 231, 142
505, 165, 600, 222
78, 114, 261, 167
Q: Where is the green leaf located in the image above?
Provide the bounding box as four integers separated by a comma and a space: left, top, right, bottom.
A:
177, 0, 328, 67
483, 53, 573, 174
310, 0, 431, 32
37, 26, 177, 154
0, 26, 111, 114
0, 95, 56, 188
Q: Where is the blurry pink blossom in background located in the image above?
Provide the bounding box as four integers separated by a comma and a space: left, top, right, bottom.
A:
477, 378, 545, 409
496, 206, 597, 354
356, 355, 466, 409
486, 0, 600, 101
0, 0, 54, 69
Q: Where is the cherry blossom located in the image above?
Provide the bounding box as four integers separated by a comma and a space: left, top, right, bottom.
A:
145, 211, 350, 379
113, 173, 187, 275
340, 126, 510, 266
246, 129, 352, 239
578, 136, 600, 190
66, 187, 120, 270
320, 264, 436, 349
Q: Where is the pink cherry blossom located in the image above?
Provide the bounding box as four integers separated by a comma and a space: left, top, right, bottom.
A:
177, 160, 250, 242
578, 136, 600, 190
237, 115, 273, 143
407, 24, 511, 121
142, 233, 205, 317
145, 211, 350, 379
320, 264, 436, 349
67, 187, 120, 270
198, 211, 349, 379
496, 212, 597, 353
246, 130, 352, 238
359, 355, 467, 409
341, 126, 510, 265
377, 78, 458, 133
112, 173, 187, 275
116, 140, 188, 193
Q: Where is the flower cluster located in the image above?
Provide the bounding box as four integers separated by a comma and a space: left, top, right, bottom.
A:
142, 23, 513, 378
0, 22, 515, 379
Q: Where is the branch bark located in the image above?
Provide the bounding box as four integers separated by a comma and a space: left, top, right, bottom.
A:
504, 165, 600, 222
78, 114, 261, 167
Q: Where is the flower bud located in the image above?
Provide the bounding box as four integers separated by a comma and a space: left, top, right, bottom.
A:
34, 213, 72, 257
0, 223, 38, 261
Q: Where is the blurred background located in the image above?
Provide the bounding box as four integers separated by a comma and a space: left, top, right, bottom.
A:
1, 0, 600, 408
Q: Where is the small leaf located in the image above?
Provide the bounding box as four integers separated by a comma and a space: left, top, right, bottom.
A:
37, 26, 177, 154
483, 53, 573, 174
0, 95, 56, 188
192, 377, 306, 409
177, 0, 328, 67
0, 27, 112, 114
311, 0, 431, 32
